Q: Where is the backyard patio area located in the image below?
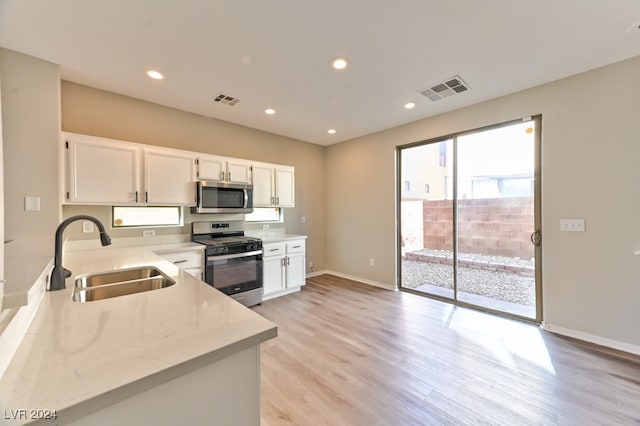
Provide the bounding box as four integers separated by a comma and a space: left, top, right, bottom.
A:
401, 249, 536, 317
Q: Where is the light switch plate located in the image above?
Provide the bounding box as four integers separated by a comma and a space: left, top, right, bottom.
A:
560, 219, 585, 232
24, 196, 40, 212
143, 230, 155, 237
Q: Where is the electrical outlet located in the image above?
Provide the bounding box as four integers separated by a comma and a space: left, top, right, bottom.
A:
82, 221, 94, 233
262, 224, 270, 231
369, 258, 375, 267
143, 230, 156, 237
301, 216, 306, 224
560, 219, 585, 232
309, 261, 314, 271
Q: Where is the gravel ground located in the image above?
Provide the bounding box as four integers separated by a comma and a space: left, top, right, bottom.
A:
401, 253, 536, 306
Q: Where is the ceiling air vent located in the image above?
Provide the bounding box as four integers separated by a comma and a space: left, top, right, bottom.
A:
419, 76, 470, 102
213, 93, 240, 106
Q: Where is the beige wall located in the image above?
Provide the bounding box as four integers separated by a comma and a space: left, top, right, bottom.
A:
60, 82, 326, 273
0, 48, 60, 241
326, 55, 640, 348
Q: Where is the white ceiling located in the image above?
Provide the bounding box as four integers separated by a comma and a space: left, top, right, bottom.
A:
1, 1, 640, 146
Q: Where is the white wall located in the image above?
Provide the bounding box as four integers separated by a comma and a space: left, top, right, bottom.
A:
325, 55, 640, 350
0, 48, 61, 241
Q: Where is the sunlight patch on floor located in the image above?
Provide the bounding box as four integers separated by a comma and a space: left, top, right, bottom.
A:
444, 307, 556, 375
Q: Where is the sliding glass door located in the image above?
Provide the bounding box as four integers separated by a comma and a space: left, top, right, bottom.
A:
398, 117, 541, 322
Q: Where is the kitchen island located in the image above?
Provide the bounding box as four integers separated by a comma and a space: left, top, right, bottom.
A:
0, 246, 277, 425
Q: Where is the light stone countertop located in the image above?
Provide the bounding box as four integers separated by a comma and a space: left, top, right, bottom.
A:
0, 246, 277, 424
247, 233, 308, 244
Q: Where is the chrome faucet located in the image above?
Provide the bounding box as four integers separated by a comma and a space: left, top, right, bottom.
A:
50, 215, 112, 291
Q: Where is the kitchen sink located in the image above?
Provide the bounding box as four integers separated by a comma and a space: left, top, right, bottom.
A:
74, 266, 167, 288
72, 266, 175, 302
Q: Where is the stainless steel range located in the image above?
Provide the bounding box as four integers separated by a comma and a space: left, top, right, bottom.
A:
192, 221, 263, 307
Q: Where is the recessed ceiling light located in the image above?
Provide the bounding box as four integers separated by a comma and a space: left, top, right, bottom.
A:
328, 129, 337, 134
330, 57, 348, 70
404, 102, 416, 109
265, 108, 276, 115
146, 70, 164, 80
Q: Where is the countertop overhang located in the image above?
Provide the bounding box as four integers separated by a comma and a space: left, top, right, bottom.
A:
0, 246, 277, 424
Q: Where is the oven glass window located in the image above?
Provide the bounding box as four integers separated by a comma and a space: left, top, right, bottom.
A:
212, 258, 259, 289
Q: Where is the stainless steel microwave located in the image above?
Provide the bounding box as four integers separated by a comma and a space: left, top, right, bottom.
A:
193, 181, 253, 214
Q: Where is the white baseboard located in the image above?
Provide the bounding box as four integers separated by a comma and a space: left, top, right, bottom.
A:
306, 270, 328, 278
307, 269, 395, 291
541, 322, 640, 356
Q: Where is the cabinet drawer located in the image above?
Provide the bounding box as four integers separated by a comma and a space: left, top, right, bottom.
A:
286, 240, 305, 254
161, 251, 203, 269
263, 242, 286, 258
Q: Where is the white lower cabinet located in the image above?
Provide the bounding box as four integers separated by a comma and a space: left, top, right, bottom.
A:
262, 239, 306, 300
156, 248, 204, 281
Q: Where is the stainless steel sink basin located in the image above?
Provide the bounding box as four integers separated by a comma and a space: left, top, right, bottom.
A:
72, 266, 175, 302
74, 266, 167, 288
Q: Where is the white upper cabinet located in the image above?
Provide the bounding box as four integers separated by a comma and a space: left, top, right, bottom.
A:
64, 132, 196, 206
252, 162, 295, 208
64, 132, 293, 208
65, 133, 139, 204
197, 155, 226, 181
275, 167, 295, 207
226, 159, 252, 184
144, 149, 196, 205
252, 164, 275, 206
197, 154, 251, 184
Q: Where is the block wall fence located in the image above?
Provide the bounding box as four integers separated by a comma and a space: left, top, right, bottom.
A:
420, 197, 534, 259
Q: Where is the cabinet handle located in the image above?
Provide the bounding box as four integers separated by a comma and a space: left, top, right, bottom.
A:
276, 197, 280, 205
287, 257, 290, 266
135, 191, 139, 202
220, 171, 224, 180
269, 248, 279, 252
271, 196, 275, 204
281, 258, 285, 266
228, 171, 231, 181
292, 245, 301, 249
145, 191, 149, 203
173, 259, 188, 264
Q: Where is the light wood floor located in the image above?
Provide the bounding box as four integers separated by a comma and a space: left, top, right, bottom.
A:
253, 274, 640, 426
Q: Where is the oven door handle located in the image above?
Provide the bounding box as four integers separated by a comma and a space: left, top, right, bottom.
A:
208, 250, 263, 261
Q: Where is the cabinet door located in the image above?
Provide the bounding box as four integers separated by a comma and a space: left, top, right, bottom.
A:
66, 136, 139, 204
145, 149, 196, 205
275, 167, 295, 207
227, 160, 252, 184
263, 256, 286, 295
286, 252, 306, 288
197, 155, 226, 181
252, 165, 274, 207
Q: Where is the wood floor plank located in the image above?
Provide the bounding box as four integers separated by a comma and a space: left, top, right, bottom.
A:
254, 274, 640, 425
